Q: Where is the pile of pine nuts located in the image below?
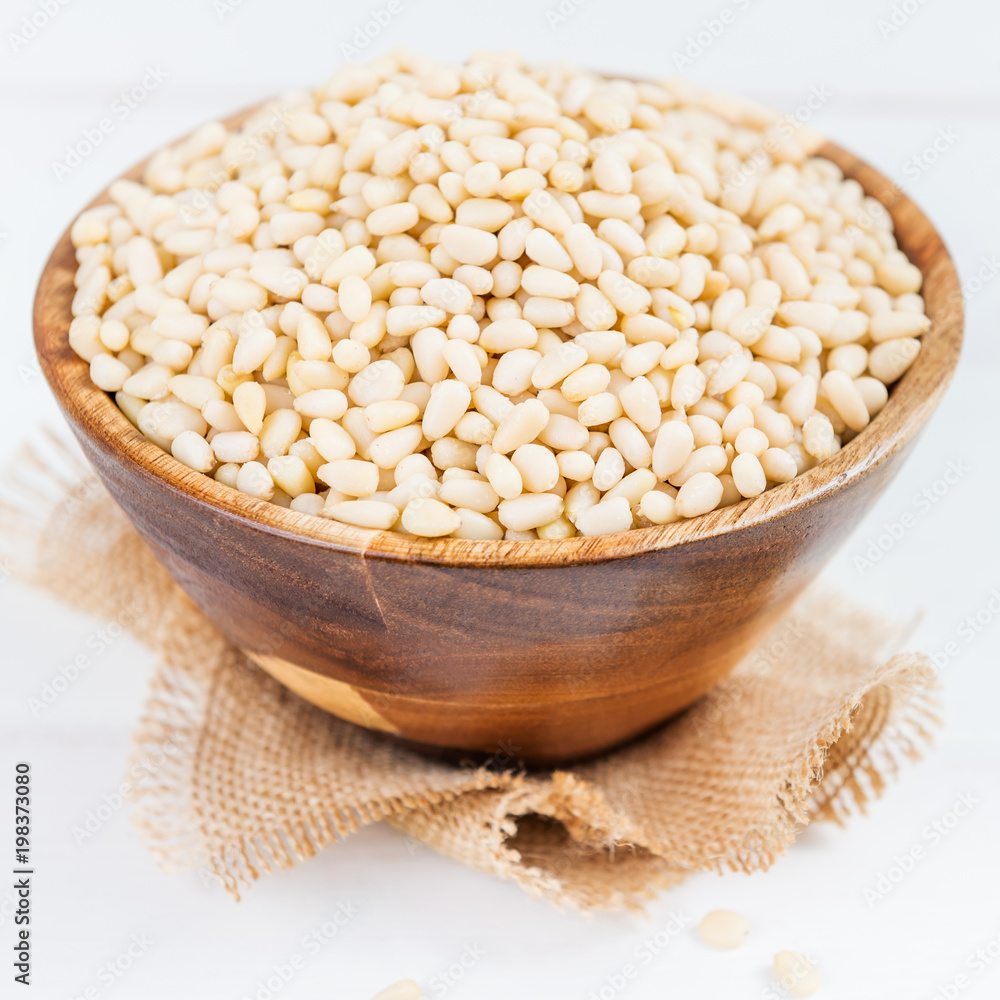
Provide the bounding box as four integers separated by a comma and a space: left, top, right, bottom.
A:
67, 50, 929, 540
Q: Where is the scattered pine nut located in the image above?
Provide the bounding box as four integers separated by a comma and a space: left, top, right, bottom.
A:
698, 909, 750, 949
774, 951, 821, 997
370, 980, 421, 1000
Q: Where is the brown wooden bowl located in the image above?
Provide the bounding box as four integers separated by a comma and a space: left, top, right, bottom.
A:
33, 106, 962, 765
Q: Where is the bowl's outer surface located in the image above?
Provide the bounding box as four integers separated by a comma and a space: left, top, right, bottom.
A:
34, 128, 963, 764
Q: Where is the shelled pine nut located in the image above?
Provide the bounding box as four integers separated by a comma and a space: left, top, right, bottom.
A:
70, 51, 929, 538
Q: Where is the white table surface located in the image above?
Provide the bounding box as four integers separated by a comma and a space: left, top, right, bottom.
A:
2, 1, 998, 996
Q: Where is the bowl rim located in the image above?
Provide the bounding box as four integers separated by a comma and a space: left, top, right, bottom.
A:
33, 100, 964, 569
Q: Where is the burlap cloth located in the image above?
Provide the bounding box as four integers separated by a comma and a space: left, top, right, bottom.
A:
1, 436, 939, 911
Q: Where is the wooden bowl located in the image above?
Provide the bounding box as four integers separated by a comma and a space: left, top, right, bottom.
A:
33, 109, 962, 765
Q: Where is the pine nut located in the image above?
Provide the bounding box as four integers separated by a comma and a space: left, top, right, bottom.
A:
454, 410, 495, 445
267, 455, 316, 497
326, 500, 400, 530
802, 413, 837, 461
775, 300, 839, 337
248, 263, 309, 299
211, 278, 268, 312
364, 400, 420, 433
731, 453, 767, 498
290, 493, 325, 517
168, 374, 225, 410
868, 337, 920, 384
348, 360, 406, 406
854, 375, 889, 417
497, 492, 564, 531
609, 417, 653, 470
369, 425, 425, 469
72, 55, 927, 536
386, 304, 448, 338
366, 202, 420, 237
310, 417, 357, 462
214, 462, 240, 489
318, 459, 380, 497
258, 409, 302, 458
531, 341, 588, 389
577, 190, 641, 220
452, 508, 504, 539
386, 472, 439, 511
593, 447, 626, 491
698, 910, 750, 949
598, 270, 652, 317
538, 413, 589, 452
90, 354, 133, 392
137, 398, 207, 449
563, 364, 611, 403
233, 316, 277, 375
577, 391, 622, 427
575, 330, 626, 364
438, 478, 500, 513
524, 228, 573, 271
671, 364, 707, 409
575, 496, 633, 535
422, 379, 472, 440
236, 461, 274, 500
734, 427, 769, 457
574, 282, 618, 331
212, 431, 260, 464
479, 318, 539, 352
171, 430, 216, 473
591, 150, 632, 195
674, 472, 724, 517
511, 444, 560, 493
564, 222, 603, 279
606, 468, 657, 505
869, 309, 932, 343
619, 376, 660, 433
557, 450, 596, 481
521, 265, 579, 300
821, 370, 870, 432
491, 398, 550, 454
777, 375, 816, 425
484, 452, 523, 500
338, 274, 373, 323
639, 489, 677, 524
123, 364, 173, 400
876, 257, 922, 295
421, 277, 474, 315
294, 389, 348, 421
401, 496, 462, 537
760, 447, 798, 483
69, 316, 105, 361
652, 420, 694, 480
671, 444, 728, 487
773, 951, 820, 997
441, 225, 499, 266
753, 406, 795, 448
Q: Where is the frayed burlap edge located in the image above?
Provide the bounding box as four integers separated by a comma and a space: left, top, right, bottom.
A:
1, 435, 940, 912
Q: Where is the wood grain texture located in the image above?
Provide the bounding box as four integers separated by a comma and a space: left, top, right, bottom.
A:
33, 106, 963, 763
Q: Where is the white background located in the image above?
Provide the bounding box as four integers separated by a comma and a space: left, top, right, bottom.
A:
1, 0, 999, 997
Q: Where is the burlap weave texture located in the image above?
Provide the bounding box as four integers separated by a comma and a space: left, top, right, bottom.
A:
1, 438, 939, 912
